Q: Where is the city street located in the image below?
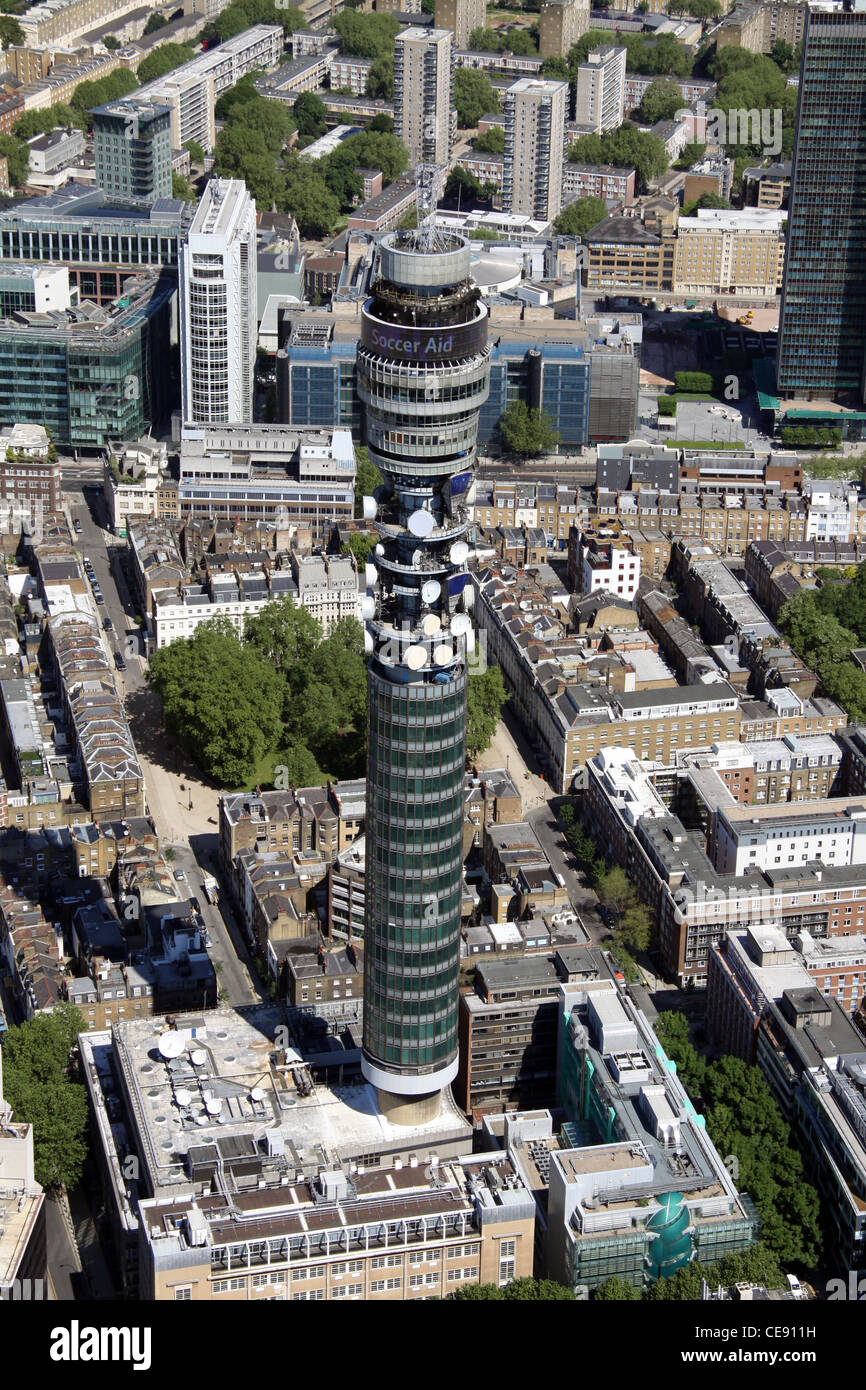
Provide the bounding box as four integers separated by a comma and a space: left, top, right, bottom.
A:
63, 484, 261, 1010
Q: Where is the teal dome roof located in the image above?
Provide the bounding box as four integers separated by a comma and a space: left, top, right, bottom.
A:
647, 1192, 692, 1280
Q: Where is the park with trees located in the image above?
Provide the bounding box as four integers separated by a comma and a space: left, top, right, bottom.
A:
779, 563, 866, 721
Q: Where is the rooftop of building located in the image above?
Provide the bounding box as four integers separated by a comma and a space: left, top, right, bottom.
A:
109, 1008, 472, 1196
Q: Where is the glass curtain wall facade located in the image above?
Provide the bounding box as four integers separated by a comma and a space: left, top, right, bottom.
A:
358, 231, 489, 1119
777, 5, 866, 402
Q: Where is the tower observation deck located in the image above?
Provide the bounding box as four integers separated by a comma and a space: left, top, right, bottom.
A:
358, 229, 490, 1123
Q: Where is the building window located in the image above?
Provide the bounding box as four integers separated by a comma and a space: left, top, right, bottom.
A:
174, 1286, 192, 1301
498, 1239, 516, 1287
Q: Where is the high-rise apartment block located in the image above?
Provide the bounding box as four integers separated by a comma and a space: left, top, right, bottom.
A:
538, 0, 590, 60
92, 100, 173, 201
777, 4, 866, 402
435, 0, 485, 47
135, 25, 283, 152
358, 230, 490, 1122
180, 179, 256, 426
394, 27, 454, 166
575, 46, 627, 133
503, 77, 568, 223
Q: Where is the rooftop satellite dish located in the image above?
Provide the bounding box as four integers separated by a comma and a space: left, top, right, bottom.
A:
159, 1032, 185, 1060
421, 613, 441, 636
449, 540, 469, 565
364, 628, 374, 655
411, 549, 424, 568
405, 644, 428, 670
421, 579, 441, 605
250, 1087, 266, 1102
362, 496, 378, 521
205, 1097, 223, 1116
174, 1088, 192, 1108
433, 643, 455, 666
408, 509, 435, 538
451, 613, 471, 637
191, 1049, 207, 1067
194, 1113, 208, 1127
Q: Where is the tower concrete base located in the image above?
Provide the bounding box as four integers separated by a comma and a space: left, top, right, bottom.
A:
376, 1087, 442, 1127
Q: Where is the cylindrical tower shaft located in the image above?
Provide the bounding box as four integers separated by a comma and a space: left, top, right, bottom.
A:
359, 230, 489, 1119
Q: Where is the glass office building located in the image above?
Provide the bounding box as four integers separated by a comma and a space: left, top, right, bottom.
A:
0, 273, 175, 449
778, 4, 866, 401
359, 230, 489, 1122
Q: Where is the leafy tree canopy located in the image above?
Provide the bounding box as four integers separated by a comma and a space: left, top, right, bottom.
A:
499, 400, 560, 456
467, 666, 508, 758
333, 9, 401, 60
148, 620, 284, 786
454, 68, 500, 128
137, 43, 195, 84
2, 1003, 89, 1191
473, 124, 505, 155
553, 195, 608, 238
568, 123, 668, 189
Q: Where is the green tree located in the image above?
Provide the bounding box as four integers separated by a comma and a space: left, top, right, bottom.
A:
184, 139, 205, 164
244, 596, 322, 679
473, 124, 505, 154
342, 533, 377, 567
280, 163, 340, 235
503, 24, 537, 55
468, 26, 505, 51
445, 165, 483, 205
172, 172, 197, 201
213, 4, 249, 39
553, 195, 608, 238
293, 90, 328, 138
366, 53, 394, 100
2, 1003, 89, 1191
499, 400, 559, 455
214, 126, 284, 207
333, 8, 401, 59
449, 1277, 574, 1299
540, 56, 570, 79
148, 620, 284, 786
0, 14, 23, 44
593, 1276, 641, 1300
137, 43, 195, 83
674, 140, 706, 169
0, 133, 28, 187
143, 11, 167, 33
568, 123, 668, 190
638, 76, 687, 124
466, 666, 508, 757
103, 33, 121, 49
354, 446, 383, 512
341, 129, 409, 183
324, 145, 363, 209
681, 192, 730, 216
454, 68, 500, 127
595, 865, 634, 919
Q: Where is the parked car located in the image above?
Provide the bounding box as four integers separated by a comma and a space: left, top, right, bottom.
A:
175, 869, 186, 883
189, 896, 201, 914
94, 592, 105, 605
114, 652, 126, 671
103, 617, 113, 632
73, 519, 82, 533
